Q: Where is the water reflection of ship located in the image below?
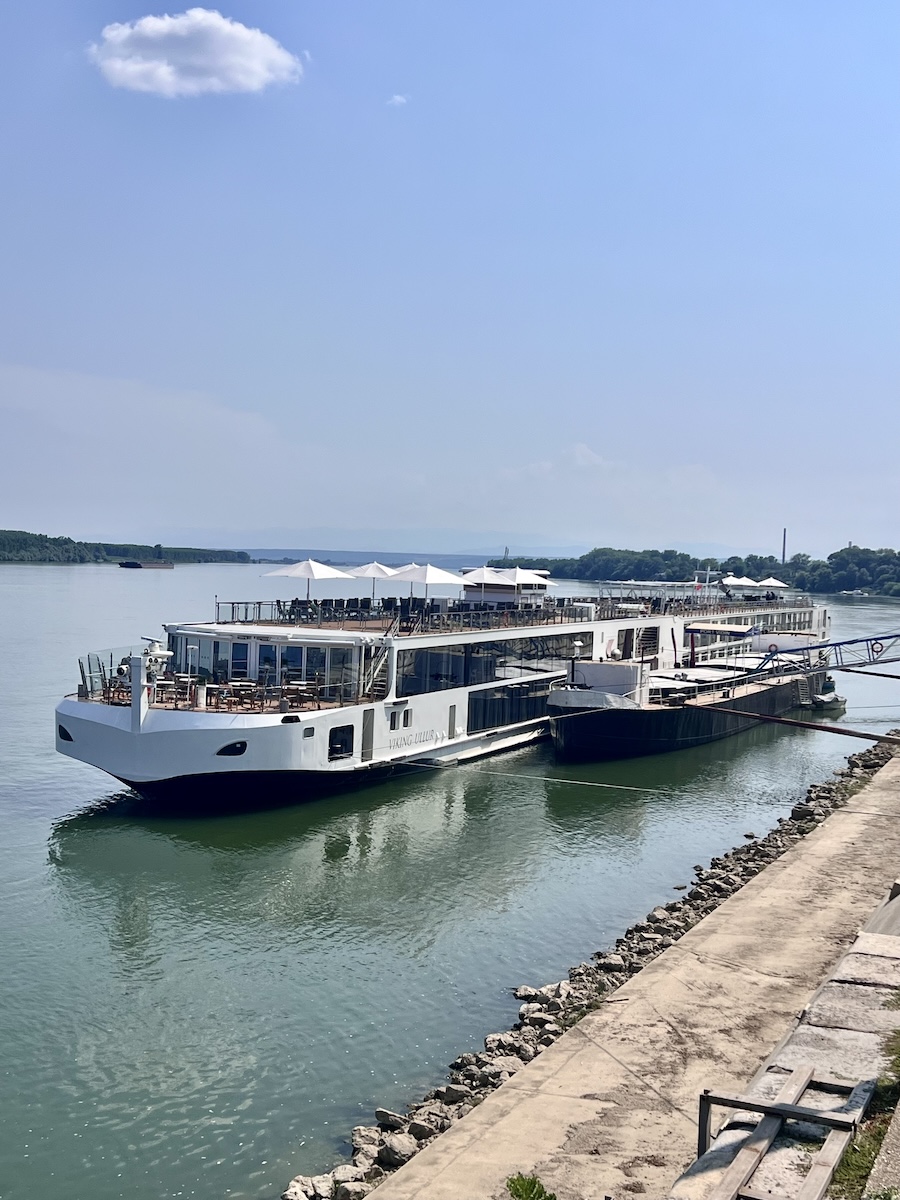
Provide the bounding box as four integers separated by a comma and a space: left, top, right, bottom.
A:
49, 755, 654, 952
538, 714, 823, 829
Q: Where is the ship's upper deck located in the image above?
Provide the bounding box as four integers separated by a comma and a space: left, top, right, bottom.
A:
202, 593, 818, 642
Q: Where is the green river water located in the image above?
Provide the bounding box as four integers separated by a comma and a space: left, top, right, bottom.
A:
2, 564, 899, 1200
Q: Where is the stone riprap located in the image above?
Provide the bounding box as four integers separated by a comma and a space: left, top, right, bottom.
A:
281, 740, 897, 1200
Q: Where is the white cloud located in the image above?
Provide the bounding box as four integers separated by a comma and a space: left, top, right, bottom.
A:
89, 8, 301, 98
386, 94, 409, 106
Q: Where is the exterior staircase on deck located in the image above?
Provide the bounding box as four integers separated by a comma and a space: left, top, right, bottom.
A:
794, 674, 813, 708
368, 655, 390, 701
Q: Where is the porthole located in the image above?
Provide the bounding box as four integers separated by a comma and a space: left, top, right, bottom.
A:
58, 724, 74, 743
303, 727, 315, 739
216, 741, 247, 757
281, 714, 300, 724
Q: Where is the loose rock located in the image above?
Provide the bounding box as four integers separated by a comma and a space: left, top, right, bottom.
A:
378, 1133, 419, 1168
374, 1108, 406, 1130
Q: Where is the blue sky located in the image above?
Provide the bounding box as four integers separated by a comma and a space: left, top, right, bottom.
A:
1, 3, 897, 556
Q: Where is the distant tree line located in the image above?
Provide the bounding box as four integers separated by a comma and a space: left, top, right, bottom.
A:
0, 529, 250, 565
488, 544, 900, 596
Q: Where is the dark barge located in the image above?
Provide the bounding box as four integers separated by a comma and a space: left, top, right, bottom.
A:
548, 660, 827, 762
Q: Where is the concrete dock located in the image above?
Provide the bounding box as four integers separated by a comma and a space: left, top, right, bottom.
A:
370, 755, 900, 1200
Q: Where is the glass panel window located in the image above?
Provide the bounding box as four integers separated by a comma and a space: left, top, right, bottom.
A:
281, 645, 303, 682
184, 639, 201, 675
402, 709, 412, 728
212, 641, 229, 683
389, 710, 399, 731
329, 647, 353, 696
467, 679, 552, 734
258, 644, 278, 683
231, 643, 249, 679
198, 638, 214, 678
396, 632, 593, 697
305, 647, 326, 683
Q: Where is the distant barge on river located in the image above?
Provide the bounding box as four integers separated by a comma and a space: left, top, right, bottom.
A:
118, 560, 174, 569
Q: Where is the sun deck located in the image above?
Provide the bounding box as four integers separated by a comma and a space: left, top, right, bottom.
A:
212, 593, 817, 637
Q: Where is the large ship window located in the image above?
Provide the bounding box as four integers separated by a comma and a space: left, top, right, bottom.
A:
329, 647, 353, 699
198, 637, 214, 678
258, 644, 278, 683
328, 725, 354, 760
231, 643, 249, 679
281, 645, 303, 681
306, 647, 326, 683
467, 679, 551, 734
213, 641, 229, 683
395, 632, 592, 697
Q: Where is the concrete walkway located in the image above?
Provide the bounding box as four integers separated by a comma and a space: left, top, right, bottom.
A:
372, 757, 900, 1200
670, 901, 900, 1198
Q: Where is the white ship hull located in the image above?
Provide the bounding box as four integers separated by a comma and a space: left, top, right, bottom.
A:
55, 689, 549, 802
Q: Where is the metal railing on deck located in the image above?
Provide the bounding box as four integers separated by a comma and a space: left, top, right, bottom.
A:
78, 646, 142, 698
213, 595, 818, 635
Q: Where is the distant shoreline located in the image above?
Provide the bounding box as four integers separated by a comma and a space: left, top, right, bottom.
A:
0, 529, 250, 566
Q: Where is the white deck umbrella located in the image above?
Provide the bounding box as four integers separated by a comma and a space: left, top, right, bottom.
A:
460, 566, 512, 586
495, 567, 559, 588
758, 576, 789, 588
734, 576, 759, 587
264, 558, 354, 599
460, 565, 515, 603
346, 561, 398, 599
390, 562, 462, 598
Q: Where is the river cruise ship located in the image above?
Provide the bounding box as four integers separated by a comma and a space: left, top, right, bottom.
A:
55, 590, 829, 804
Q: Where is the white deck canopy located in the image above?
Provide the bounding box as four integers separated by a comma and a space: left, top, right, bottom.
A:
346, 561, 398, 598
495, 567, 558, 587
460, 566, 511, 586
391, 562, 463, 597
264, 558, 354, 599
721, 574, 759, 589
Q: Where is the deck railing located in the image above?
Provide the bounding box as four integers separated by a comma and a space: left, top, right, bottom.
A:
213, 595, 817, 634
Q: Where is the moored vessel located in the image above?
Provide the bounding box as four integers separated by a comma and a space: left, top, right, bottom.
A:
56, 580, 829, 806
548, 656, 829, 762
